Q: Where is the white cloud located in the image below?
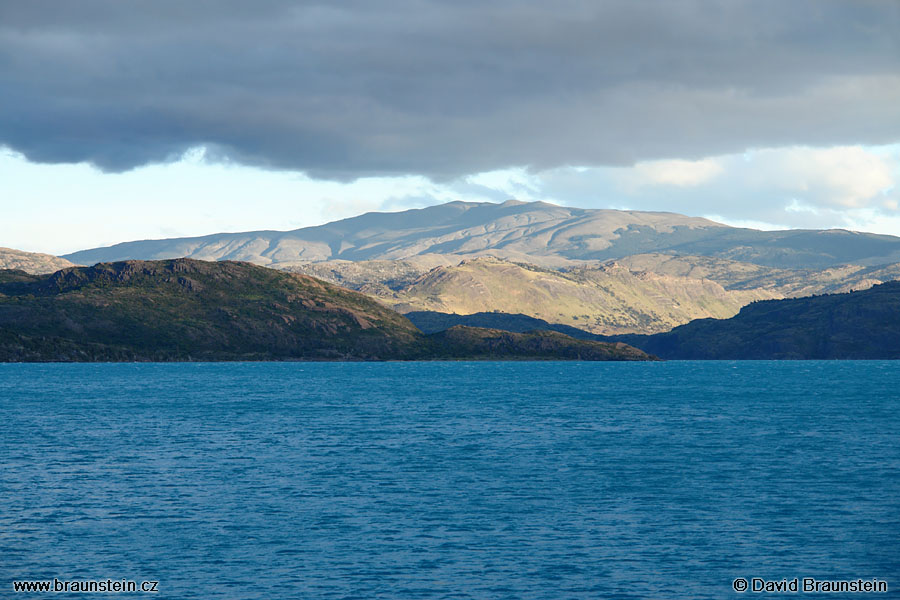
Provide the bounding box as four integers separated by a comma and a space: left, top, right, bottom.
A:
841, 209, 900, 237
2, 143, 900, 256
744, 146, 894, 209
699, 215, 788, 231
0, 147, 487, 254
522, 144, 900, 232
464, 168, 543, 199
630, 158, 724, 187
784, 199, 820, 215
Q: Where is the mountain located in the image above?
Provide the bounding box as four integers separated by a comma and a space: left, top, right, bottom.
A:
293, 253, 900, 335
324, 256, 777, 335
614, 253, 900, 296
57, 201, 900, 339
62, 200, 900, 270
0, 247, 78, 274
0, 259, 652, 362
615, 281, 900, 359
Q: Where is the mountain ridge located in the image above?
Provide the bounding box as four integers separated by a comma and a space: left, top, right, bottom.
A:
63, 200, 900, 270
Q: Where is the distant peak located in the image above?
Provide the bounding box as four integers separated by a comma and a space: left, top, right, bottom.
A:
500, 199, 559, 208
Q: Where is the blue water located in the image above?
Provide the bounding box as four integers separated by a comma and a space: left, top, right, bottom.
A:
1, 362, 898, 599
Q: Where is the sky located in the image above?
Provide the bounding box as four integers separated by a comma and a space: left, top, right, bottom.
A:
1, 0, 899, 255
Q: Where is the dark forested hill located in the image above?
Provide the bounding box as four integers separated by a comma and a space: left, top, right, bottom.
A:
0, 259, 424, 361
405, 310, 606, 340
427, 326, 651, 361
0, 259, 652, 362
616, 281, 900, 359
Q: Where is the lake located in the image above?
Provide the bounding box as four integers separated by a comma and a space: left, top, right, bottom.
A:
1, 361, 898, 598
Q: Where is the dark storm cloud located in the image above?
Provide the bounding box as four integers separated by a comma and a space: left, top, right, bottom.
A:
1, 0, 898, 178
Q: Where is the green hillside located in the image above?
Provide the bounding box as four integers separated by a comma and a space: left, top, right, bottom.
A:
0, 259, 652, 362
0, 259, 424, 361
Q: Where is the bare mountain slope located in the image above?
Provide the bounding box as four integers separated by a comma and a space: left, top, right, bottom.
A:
292, 254, 900, 335
0, 248, 78, 274
350, 257, 777, 335
63, 200, 717, 267
614, 253, 900, 296
64, 200, 900, 270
